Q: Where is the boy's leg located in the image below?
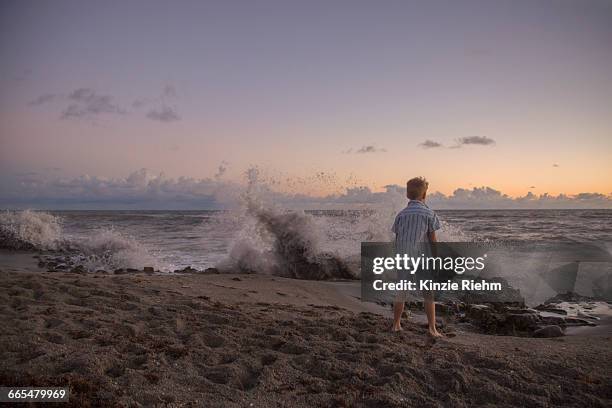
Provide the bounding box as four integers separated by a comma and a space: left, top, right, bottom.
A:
392, 301, 404, 331
423, 291, 443, 337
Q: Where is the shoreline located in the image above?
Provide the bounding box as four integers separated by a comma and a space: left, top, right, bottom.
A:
1, 251, 611, 406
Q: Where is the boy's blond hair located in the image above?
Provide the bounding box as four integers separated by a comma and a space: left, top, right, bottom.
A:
406, 177, 429, 200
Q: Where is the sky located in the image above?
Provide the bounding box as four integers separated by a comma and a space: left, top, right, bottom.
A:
0, 0, 611, 209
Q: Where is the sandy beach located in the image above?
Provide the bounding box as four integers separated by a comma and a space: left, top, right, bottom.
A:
1, 252, 611, 407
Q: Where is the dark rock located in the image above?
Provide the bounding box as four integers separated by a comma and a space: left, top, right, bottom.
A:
70, 265, 86, 274
533, 325, 564, 338
126, 268, 139, 273
506, 307, 538, 314
564, 317, 596, 327
114, 269, 127, 275
507, 313, 539, 331
143, 266, 154, 272
534, 305, 567, 315
174, 266, 199, 274
231, 277, 242, 281
466, 304, 491, 321
544, 291, 594, 304
204, 267, 220, 274
0, 230, 37, 250
540, 316, 566, 326
435, 302, 449, 315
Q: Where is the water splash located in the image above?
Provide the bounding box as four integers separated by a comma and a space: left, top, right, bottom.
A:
68, 228, 167, 272
0, 210, 167, 272
0, 210, 63, 250
219, 168, 355, 279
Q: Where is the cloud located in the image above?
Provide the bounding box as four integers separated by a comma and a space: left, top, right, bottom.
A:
146, 106, 181, 122
132, 85, 177, 110
455, 136, 496, 147
141, 85, 181, 122
30, 86, 181, 122
416, 137, 495, 149
1, 169, 610, 210
0, 169, 239, 210
29, 94, 57, 106
29, 88, 126, 119
353, 145, 386, 154
419, 140, 443, 149
574, 192, 607, 200
60, 88, 126, 119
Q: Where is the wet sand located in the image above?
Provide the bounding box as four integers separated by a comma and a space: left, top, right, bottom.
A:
1, 252, 611, 407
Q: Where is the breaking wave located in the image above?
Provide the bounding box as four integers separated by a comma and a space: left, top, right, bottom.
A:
219, 201, 356, 280
0, 210, 63, 250
0, 210, 167, 272
66, 228, 166, 272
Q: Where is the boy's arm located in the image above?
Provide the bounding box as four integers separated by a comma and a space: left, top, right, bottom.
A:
429, 231, 438, 257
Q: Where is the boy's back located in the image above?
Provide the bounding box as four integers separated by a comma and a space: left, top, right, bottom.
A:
392, 200, 440, 252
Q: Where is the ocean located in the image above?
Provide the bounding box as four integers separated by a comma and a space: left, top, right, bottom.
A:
1, 208, 611, 274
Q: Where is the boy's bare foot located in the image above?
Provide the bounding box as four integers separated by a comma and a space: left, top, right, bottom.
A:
428, 327, 444, 338
392, 324, 402, 332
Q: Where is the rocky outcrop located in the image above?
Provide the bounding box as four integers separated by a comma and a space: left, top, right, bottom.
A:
533, 325, 564, 338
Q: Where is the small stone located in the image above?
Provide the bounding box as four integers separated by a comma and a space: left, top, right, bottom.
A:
533, 325, 564, 338
174, 267, 199, 274
143, 266, 154, 272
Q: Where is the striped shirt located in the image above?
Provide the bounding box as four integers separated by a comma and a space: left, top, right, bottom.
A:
392, 200, 441, 253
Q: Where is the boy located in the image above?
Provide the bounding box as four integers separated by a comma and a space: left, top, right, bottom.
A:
391, 177, 442, 337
